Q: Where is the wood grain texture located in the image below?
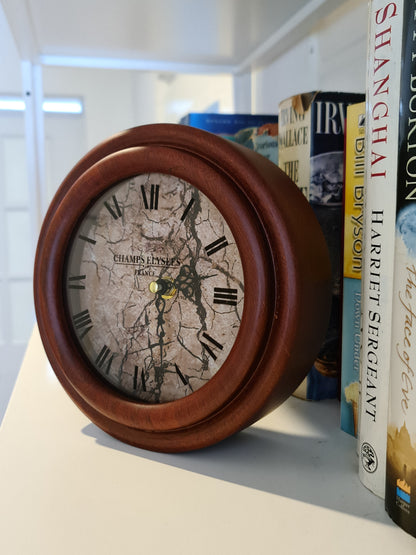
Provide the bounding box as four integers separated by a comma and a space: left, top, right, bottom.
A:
34, 124, 332, 452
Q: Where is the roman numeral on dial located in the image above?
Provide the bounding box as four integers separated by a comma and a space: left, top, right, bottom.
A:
95, 345, 113, 373
204, 236, 229, 257
104, 195, 122, 219
141, 184, 159, 210
78, 234, 96, 245
68, 275, 86, 290
175, 364, 189, 386
180, 197, 195, 222
200, 332, 223, 361
213, 287, 238, 306
134, 365, 147, 391
72, 309, 93, 338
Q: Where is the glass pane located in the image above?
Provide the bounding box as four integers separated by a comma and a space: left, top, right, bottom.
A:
3, 136, 29, 206
6, 210, 33, 276
9, 280, 34, 344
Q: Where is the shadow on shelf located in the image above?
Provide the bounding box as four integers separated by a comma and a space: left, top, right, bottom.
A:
82, 399, 392, 526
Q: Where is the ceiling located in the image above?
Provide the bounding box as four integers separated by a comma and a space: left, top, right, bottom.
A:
2, 0, 341, 73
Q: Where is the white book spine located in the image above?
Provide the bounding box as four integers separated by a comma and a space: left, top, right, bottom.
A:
358, 0, 403, 498
385, 0, 416, 537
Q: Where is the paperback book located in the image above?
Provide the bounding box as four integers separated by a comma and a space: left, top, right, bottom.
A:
385, 0, 416, 538
278, 90, 364, 400
359, 0, 403, 500
340, 101, 365, 437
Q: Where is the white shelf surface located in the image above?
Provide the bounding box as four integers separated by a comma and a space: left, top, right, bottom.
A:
1, 326, 415, 554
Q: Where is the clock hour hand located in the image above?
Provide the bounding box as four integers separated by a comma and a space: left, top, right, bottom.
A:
148, 279, 170, 366
148, 276, 177, 331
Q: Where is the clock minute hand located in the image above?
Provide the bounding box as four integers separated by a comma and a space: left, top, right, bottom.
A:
155, 293, 166, 342
174, 264, 196, 299
174, 264, 218, 299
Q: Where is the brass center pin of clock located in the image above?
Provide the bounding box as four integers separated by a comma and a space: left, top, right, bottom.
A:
149, 277, 176, 300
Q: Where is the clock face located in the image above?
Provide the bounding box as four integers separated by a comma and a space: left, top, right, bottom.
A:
65, 172, 244, 403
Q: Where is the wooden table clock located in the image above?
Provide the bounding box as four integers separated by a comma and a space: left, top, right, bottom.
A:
33, 123, 331, 453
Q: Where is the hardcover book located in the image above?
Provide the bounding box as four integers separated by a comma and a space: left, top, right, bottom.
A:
278, 90, 364, 400
179, 113, 279, 164
340, 101, 365, 437
359, 0, 403, 500
385, 0, 416, 537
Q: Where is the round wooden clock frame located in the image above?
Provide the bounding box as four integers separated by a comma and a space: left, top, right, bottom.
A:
34, 123, 331, 453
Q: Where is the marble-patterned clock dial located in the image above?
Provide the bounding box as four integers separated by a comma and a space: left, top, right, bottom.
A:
65, 173, 244, 403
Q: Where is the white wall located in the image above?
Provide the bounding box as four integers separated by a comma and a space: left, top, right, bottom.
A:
43, 67, 147, 150
251, 35, 319, 113
251, 0, 368, 113
42, 66, 233, 150
155, 72, 233, 122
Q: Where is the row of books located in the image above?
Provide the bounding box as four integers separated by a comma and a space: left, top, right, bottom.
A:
278, 7, 416, 542
179, 0, 416, 537
180, 91, 363, 406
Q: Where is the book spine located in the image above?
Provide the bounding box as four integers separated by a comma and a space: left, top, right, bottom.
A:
278, 96, 312, 200
278, 95, 314, 399
307, 95, 355, 401
180, 113, 279, 164
358, 0, 403, 498
385, 0, 416, 537
341, 102, 366, 437
279, 92, 363, 400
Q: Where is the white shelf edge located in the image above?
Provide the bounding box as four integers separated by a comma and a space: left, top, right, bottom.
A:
39, 54, 237, 75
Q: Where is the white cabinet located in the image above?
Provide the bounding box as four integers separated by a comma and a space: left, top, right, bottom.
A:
3, 1, 414, 551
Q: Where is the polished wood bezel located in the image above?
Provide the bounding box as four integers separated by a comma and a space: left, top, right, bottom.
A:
34, 124, 332, 452
40, 145, 273, 431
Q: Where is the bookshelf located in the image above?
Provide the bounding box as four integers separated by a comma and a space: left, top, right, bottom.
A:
1, 0, 415, 550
